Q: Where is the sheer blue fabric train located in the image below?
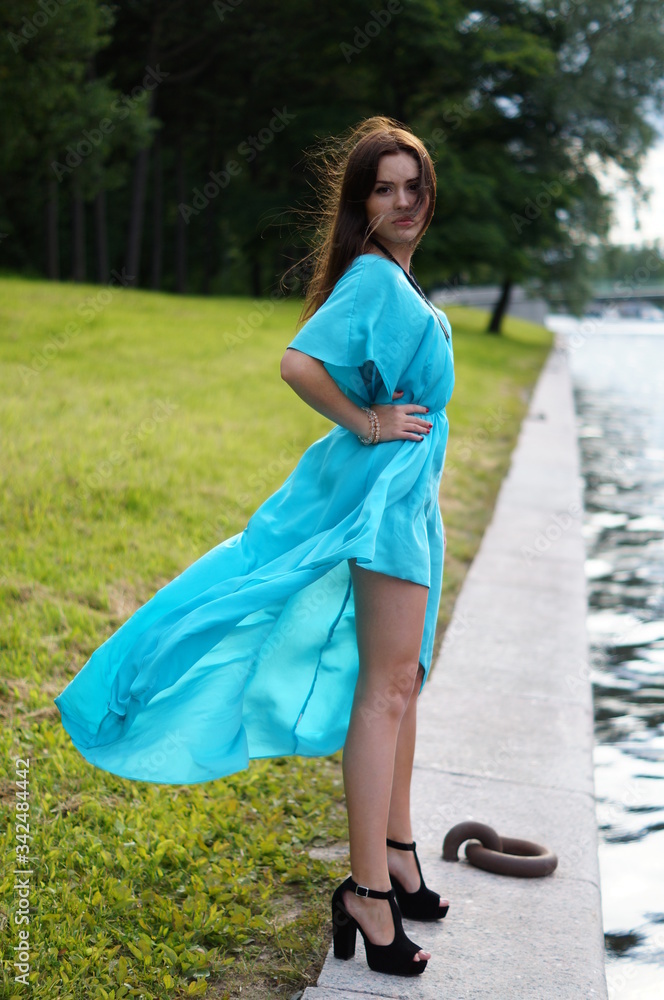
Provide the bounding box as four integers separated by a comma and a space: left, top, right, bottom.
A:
54, 254, 455, 784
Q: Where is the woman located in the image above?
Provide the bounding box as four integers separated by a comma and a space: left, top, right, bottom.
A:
282, 116, 454, 977
54, 116, 454, 980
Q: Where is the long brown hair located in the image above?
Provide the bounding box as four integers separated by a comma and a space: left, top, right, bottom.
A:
299, 116, 436, 323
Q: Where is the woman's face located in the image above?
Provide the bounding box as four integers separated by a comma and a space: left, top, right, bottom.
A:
365, 151, 429, 247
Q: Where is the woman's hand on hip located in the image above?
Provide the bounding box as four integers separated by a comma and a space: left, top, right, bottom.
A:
371, 390, 432, 442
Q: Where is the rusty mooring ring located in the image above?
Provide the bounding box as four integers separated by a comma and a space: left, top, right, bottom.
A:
442, 820, 558, 878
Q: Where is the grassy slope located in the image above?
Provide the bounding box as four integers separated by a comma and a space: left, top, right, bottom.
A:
0, 277, 551, 999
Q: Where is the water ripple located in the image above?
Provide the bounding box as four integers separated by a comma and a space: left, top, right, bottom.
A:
555, 322, 664, 994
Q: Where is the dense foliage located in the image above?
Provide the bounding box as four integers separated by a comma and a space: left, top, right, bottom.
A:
1, 0, 663, 312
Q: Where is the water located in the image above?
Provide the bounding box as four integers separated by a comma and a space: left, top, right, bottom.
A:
548, 316, 664, 999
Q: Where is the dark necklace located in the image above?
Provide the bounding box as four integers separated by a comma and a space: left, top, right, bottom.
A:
369, 235, 450, 341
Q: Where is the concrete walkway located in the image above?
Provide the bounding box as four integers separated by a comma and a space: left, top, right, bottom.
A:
302, 343, 608, 999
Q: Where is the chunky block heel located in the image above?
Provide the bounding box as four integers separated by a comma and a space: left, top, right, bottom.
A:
331, 884, 357, 960
387, 838, 449, 921
331, 875, 427, 977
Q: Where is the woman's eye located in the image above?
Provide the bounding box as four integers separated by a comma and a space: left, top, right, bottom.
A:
375, 186, 390, 194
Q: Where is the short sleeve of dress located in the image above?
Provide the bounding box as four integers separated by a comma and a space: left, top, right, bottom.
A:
286, 255, 424, 406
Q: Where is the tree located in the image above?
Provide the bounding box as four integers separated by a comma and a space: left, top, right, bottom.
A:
2, 0, 663, 305
436, 0, 664, 329
0, 0, 155, 281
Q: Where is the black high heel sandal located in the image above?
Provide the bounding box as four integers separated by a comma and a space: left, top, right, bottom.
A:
331, 875, 428, 977
387, 838, 450, 921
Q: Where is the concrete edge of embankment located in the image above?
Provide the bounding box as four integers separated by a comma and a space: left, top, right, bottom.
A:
303, 336, 608, 1000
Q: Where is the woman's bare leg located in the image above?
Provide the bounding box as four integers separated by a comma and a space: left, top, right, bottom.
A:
386, 667, 421, 847
386, 668, 449, 910
342, 559, 430, 961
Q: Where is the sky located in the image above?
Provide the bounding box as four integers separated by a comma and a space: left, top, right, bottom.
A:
603, 136, 664, 247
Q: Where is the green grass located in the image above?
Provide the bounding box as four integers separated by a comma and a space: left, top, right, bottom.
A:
0, 276, 551, 998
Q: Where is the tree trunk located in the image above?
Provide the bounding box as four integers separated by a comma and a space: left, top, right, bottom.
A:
126, 148, 150, 287
201, 126, 220, 296
151, 134, 163, 290
125, 27, 160, 288
94, 189, 109, 284
175, 144, 187, 294
488, 278, 513, 334
72, 180, 86, 282
251, 254, 262, 298
202, 160, 220, 295
46, 177, 59, 280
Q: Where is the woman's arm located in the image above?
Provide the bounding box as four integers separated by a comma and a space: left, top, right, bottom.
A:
281, 348, 371, 437
280, 347, 432, 443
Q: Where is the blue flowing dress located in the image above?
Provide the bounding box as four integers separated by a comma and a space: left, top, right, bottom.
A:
54, 253, 455, 784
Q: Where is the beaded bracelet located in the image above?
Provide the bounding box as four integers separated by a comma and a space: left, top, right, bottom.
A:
358, 406, 381, 445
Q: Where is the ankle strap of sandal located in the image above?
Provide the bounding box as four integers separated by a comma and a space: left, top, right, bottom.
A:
387, 838, 416, 851
348, 877, 393, 899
